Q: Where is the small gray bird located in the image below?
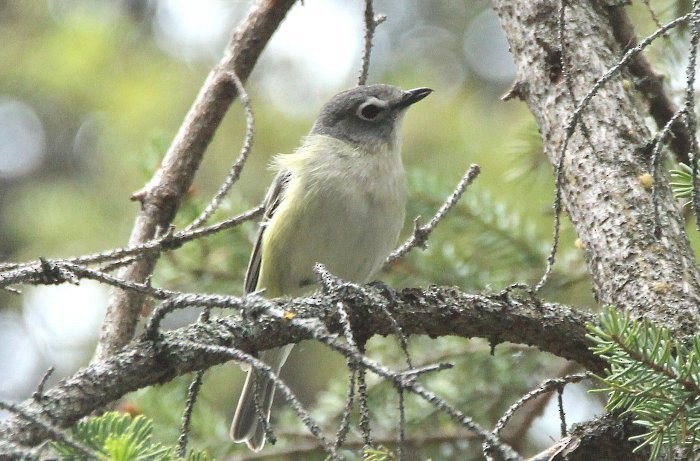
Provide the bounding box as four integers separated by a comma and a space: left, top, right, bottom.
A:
231, 84, 432, 451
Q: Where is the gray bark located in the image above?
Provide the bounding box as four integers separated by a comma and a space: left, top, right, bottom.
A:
492, 0, 700, 334
0, 285, 598, 448
492, 1, 700, 459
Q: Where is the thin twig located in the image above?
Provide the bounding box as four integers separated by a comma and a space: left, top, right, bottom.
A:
336, 302, 372, 448
62, 262, 173, 299
357, 0, 386, 86
185, 71, 255, 231
32, 367, 54, 401
398, 363, 453, 379
484, 373, 588, 461
177, 370, 204, 458
336, 301, 360, 355
333, 300, 372, 449
176, 340, 339, 460
384, 164, 481, 268
553, 12, 690, 164
373, 292, 413, 369
557, 387, 567, 437
357, 346, 373, 449
491, 373, 588, 436
321, 268, 413, 368
99, 204, 264, 273
0, 205, 263, 289
650, 108, 687, 237
642, 0, 664, 32
496, 361, 580, 448
397, 387, 405, 461
334, 368, 356, 451
145, 293, 233, 340
0, 258, 175, 300
558, 0, 595, 153
535, 0, 574, 295
234, 430, 480, 460
177, 307, 212, 458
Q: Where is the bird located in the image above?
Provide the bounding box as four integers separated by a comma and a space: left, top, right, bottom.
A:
230, 84, 432, 451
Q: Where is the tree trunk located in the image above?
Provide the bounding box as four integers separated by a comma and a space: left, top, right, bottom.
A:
492, 0, 700, 334
492, 0, 700, 458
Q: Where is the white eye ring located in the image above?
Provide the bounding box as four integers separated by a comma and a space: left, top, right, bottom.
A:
356, 97, 387, 121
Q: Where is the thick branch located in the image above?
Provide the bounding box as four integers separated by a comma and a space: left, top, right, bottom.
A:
0, 284, 599, 448
492, 0, 700, 334
96, 0, 297, 361
529, 414, 646, 461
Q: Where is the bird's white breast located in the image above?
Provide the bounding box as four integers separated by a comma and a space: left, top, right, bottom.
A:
259, 135, 407, 296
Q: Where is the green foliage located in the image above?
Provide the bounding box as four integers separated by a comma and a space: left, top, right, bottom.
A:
670, 162, 693, 205
362, 446, 394, 461
502, 118, 547, 183
52, 411, 211, 461
587, 308, 700, 460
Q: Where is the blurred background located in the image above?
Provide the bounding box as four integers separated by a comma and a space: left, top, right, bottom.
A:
0, 1, 693, 459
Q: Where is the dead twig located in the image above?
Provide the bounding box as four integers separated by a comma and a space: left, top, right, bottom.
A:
384, 164, 481, 268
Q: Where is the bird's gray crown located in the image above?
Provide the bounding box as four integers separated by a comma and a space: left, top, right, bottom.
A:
310, 84, 431, 149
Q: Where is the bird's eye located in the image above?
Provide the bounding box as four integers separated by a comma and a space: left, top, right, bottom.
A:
357, 102, 383, 121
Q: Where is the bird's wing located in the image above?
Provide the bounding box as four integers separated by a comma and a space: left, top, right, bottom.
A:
244, 170, 292, 294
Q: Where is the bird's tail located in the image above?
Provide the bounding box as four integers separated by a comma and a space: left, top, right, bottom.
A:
230, 345, 294, 451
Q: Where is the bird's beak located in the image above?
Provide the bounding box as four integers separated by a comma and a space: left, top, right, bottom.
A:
396, 87, 433, 109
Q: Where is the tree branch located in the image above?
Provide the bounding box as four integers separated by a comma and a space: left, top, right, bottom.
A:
357, 0, 386, 86
384, 164, 480, 268
528, 413, 647, 461
0, 284, 599, 449
95, 0, 297, 361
